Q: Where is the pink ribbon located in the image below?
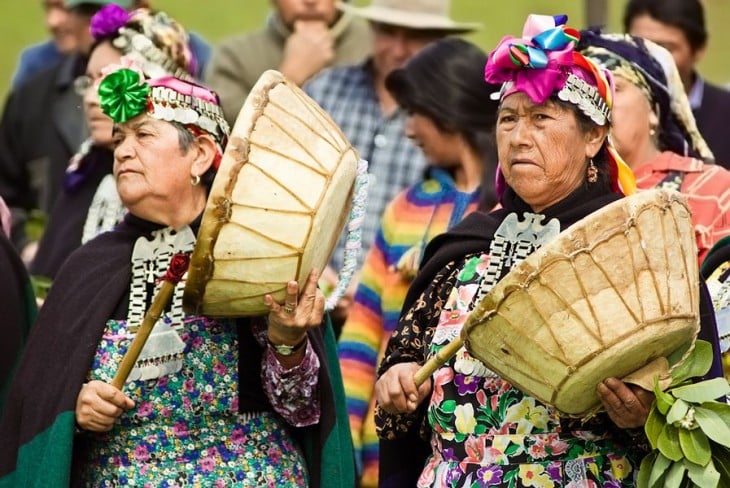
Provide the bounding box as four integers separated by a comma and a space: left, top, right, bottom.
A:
484, 14, 580, 104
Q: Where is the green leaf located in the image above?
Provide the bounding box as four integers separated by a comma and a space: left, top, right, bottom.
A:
678, 426, 712, 466
666, 398, 690, 425
669, 340, 714, 386
664, 460, 687, 488
655, 384, 676, 415
649, 451, 672, 487
638, 451, 658, 488
658, 424, 684, 461
694, 407, 730, 448
700, 401, 730, 425
686, 457, 721, 487
672, 378, 730, 404
646, 405, 666, 450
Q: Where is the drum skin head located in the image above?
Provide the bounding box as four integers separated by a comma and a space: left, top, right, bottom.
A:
463, 189, 700, 416
184, 70, 359, 316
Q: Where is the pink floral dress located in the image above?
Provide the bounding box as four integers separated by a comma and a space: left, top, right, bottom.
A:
418, 253, 639, 487
79, 316, 309, 487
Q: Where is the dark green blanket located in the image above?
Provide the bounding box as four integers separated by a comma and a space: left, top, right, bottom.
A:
0, 214, 354, 487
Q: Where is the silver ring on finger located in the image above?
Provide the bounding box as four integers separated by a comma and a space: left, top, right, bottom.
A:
282, 304, 296, 314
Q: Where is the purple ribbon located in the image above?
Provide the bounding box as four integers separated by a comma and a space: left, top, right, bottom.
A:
90, 4, 131, 40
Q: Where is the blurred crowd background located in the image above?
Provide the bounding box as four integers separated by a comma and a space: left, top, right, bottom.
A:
2, 0, 729, 101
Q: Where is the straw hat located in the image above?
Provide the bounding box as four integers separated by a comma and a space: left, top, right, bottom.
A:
338, 0, 481, 33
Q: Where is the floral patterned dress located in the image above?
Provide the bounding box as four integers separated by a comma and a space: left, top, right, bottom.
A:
76, 225, 315, 487
379, 211, 642, 488
79, 315, 308, 487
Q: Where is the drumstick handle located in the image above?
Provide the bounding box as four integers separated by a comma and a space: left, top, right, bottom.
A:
111, 252, 190, 391
413, 336, 464, 387
111, 281, 176, 390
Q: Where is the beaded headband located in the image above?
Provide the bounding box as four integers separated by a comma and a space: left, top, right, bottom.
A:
146, 81, 230, 148
98, 69, 230, 165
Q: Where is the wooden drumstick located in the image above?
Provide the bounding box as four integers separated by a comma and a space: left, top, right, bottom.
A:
111, 253, 190, 390
413, 336, 464, 387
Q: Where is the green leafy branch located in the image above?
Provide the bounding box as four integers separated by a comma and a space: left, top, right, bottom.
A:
638, 340, 730, 488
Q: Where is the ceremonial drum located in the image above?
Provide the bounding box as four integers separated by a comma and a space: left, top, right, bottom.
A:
463, 189, 700, 416
183, 70, 359, 316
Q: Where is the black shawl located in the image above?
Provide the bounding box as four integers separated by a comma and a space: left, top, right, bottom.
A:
0, 214, 354, 487
379, 183, 723, 487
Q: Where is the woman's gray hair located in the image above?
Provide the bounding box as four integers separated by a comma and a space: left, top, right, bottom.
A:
169, 121, 217, 188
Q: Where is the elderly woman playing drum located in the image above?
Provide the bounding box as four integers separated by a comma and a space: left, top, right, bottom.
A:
339, 38, 501, 488
374, 15, 654, 487
578, 31, 730, 264
31, 4, 197, 282
0, 72, 353, 487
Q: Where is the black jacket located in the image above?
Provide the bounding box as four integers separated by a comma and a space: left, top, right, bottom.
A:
694, 80, 730, 168
0, 54, 87, 249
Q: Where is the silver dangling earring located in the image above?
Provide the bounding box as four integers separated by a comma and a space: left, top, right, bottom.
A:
191, 174, 201, 186
587, 159, 598, 183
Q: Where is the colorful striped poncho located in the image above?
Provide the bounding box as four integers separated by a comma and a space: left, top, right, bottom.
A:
337, 169, 483, 487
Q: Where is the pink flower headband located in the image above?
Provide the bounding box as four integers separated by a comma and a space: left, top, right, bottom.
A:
485, 14, 636, 196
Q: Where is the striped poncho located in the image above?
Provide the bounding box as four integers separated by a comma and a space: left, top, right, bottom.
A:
337, 169, 483, 487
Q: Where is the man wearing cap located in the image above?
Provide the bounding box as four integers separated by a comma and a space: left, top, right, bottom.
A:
302, 1, 479, 486
0, 1, 132, 256
12, 0, 86, 89
304, 0, 478, 320
206, 0, 372, 126
12, 1, 211, 87
0, 0, 209, 258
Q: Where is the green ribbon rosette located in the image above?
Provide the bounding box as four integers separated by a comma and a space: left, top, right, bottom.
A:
98, 68, 151, 124
638, 340, 730, 487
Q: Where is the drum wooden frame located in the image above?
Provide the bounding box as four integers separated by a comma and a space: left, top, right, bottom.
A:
463, 189, 700, 416
183, 70, 359, 316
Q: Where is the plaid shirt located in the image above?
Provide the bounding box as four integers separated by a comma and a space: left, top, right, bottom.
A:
305, 60, 427, 271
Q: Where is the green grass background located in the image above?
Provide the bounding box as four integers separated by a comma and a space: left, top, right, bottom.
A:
1, 0, 729, 102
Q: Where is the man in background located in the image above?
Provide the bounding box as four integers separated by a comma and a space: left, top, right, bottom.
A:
12, 0, 81, 89
305, 0, 479, 326
625, 0, 730, 167
12, 0, 210, 88
205, 0, 372, 125
304, 1, 479, 486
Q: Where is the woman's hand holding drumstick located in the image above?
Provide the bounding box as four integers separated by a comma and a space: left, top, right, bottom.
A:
76, 254, 190, 432
376, 335, 464, 414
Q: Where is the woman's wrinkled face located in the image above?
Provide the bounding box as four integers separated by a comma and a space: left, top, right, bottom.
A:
405, 112, 462, 167
112, 115, 196, 217
83, 41, 122, 147
496, 92, 606, 212
608, 75, 658, 168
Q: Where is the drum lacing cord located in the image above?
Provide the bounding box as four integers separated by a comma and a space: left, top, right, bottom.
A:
325, 159, 369, 311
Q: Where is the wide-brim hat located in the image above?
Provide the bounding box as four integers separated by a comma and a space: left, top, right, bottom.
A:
337, 0, 481, 33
